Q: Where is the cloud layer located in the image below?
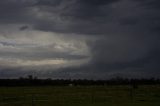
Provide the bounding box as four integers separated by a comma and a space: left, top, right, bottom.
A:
0, 0, 160, 79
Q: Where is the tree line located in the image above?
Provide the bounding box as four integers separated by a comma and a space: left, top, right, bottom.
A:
0, 75, 160, 87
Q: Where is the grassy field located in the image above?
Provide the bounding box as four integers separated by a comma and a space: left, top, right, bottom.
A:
0, 85, 160, 106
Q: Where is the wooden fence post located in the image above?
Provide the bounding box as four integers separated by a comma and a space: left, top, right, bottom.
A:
31, 94, 34, 106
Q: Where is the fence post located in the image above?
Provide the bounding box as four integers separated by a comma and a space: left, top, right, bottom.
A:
91, 89, 94, 104
31, 94, 34, 106
130, 88, 133, 102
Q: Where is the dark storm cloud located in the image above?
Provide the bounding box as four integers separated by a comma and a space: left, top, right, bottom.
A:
0, 0, 35, 24
0, 0, 160, 79
31, 0, 121, 34
133, 0, 160, 9
20, 25, 29, 31
35, 0, 120, 7
32, 0, 160, 37
0, 0, 159, 35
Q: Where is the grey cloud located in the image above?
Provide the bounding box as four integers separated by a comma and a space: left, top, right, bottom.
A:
0, 41, 16, 47
133, 0, 160, 9
0, 0, 34, 24
0, 0, 160, 79
29, 0, 121, 34
0, 0, 159, 35
0, 50, 88, 61
35, 0, 63, 6
35, 0, 120, 7
32, 0, 160, 36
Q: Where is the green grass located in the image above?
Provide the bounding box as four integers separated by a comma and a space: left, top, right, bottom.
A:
0, 85, 160, 106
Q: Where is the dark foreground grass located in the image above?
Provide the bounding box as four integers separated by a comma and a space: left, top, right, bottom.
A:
0, 85, 160, 106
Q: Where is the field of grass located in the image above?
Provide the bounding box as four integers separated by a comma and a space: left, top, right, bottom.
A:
0, 85, 160, 106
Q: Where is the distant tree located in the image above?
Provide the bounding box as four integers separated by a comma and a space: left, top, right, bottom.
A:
28, 75, 33, 80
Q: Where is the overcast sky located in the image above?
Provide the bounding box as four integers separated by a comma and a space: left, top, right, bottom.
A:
0, 0, 160, 79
